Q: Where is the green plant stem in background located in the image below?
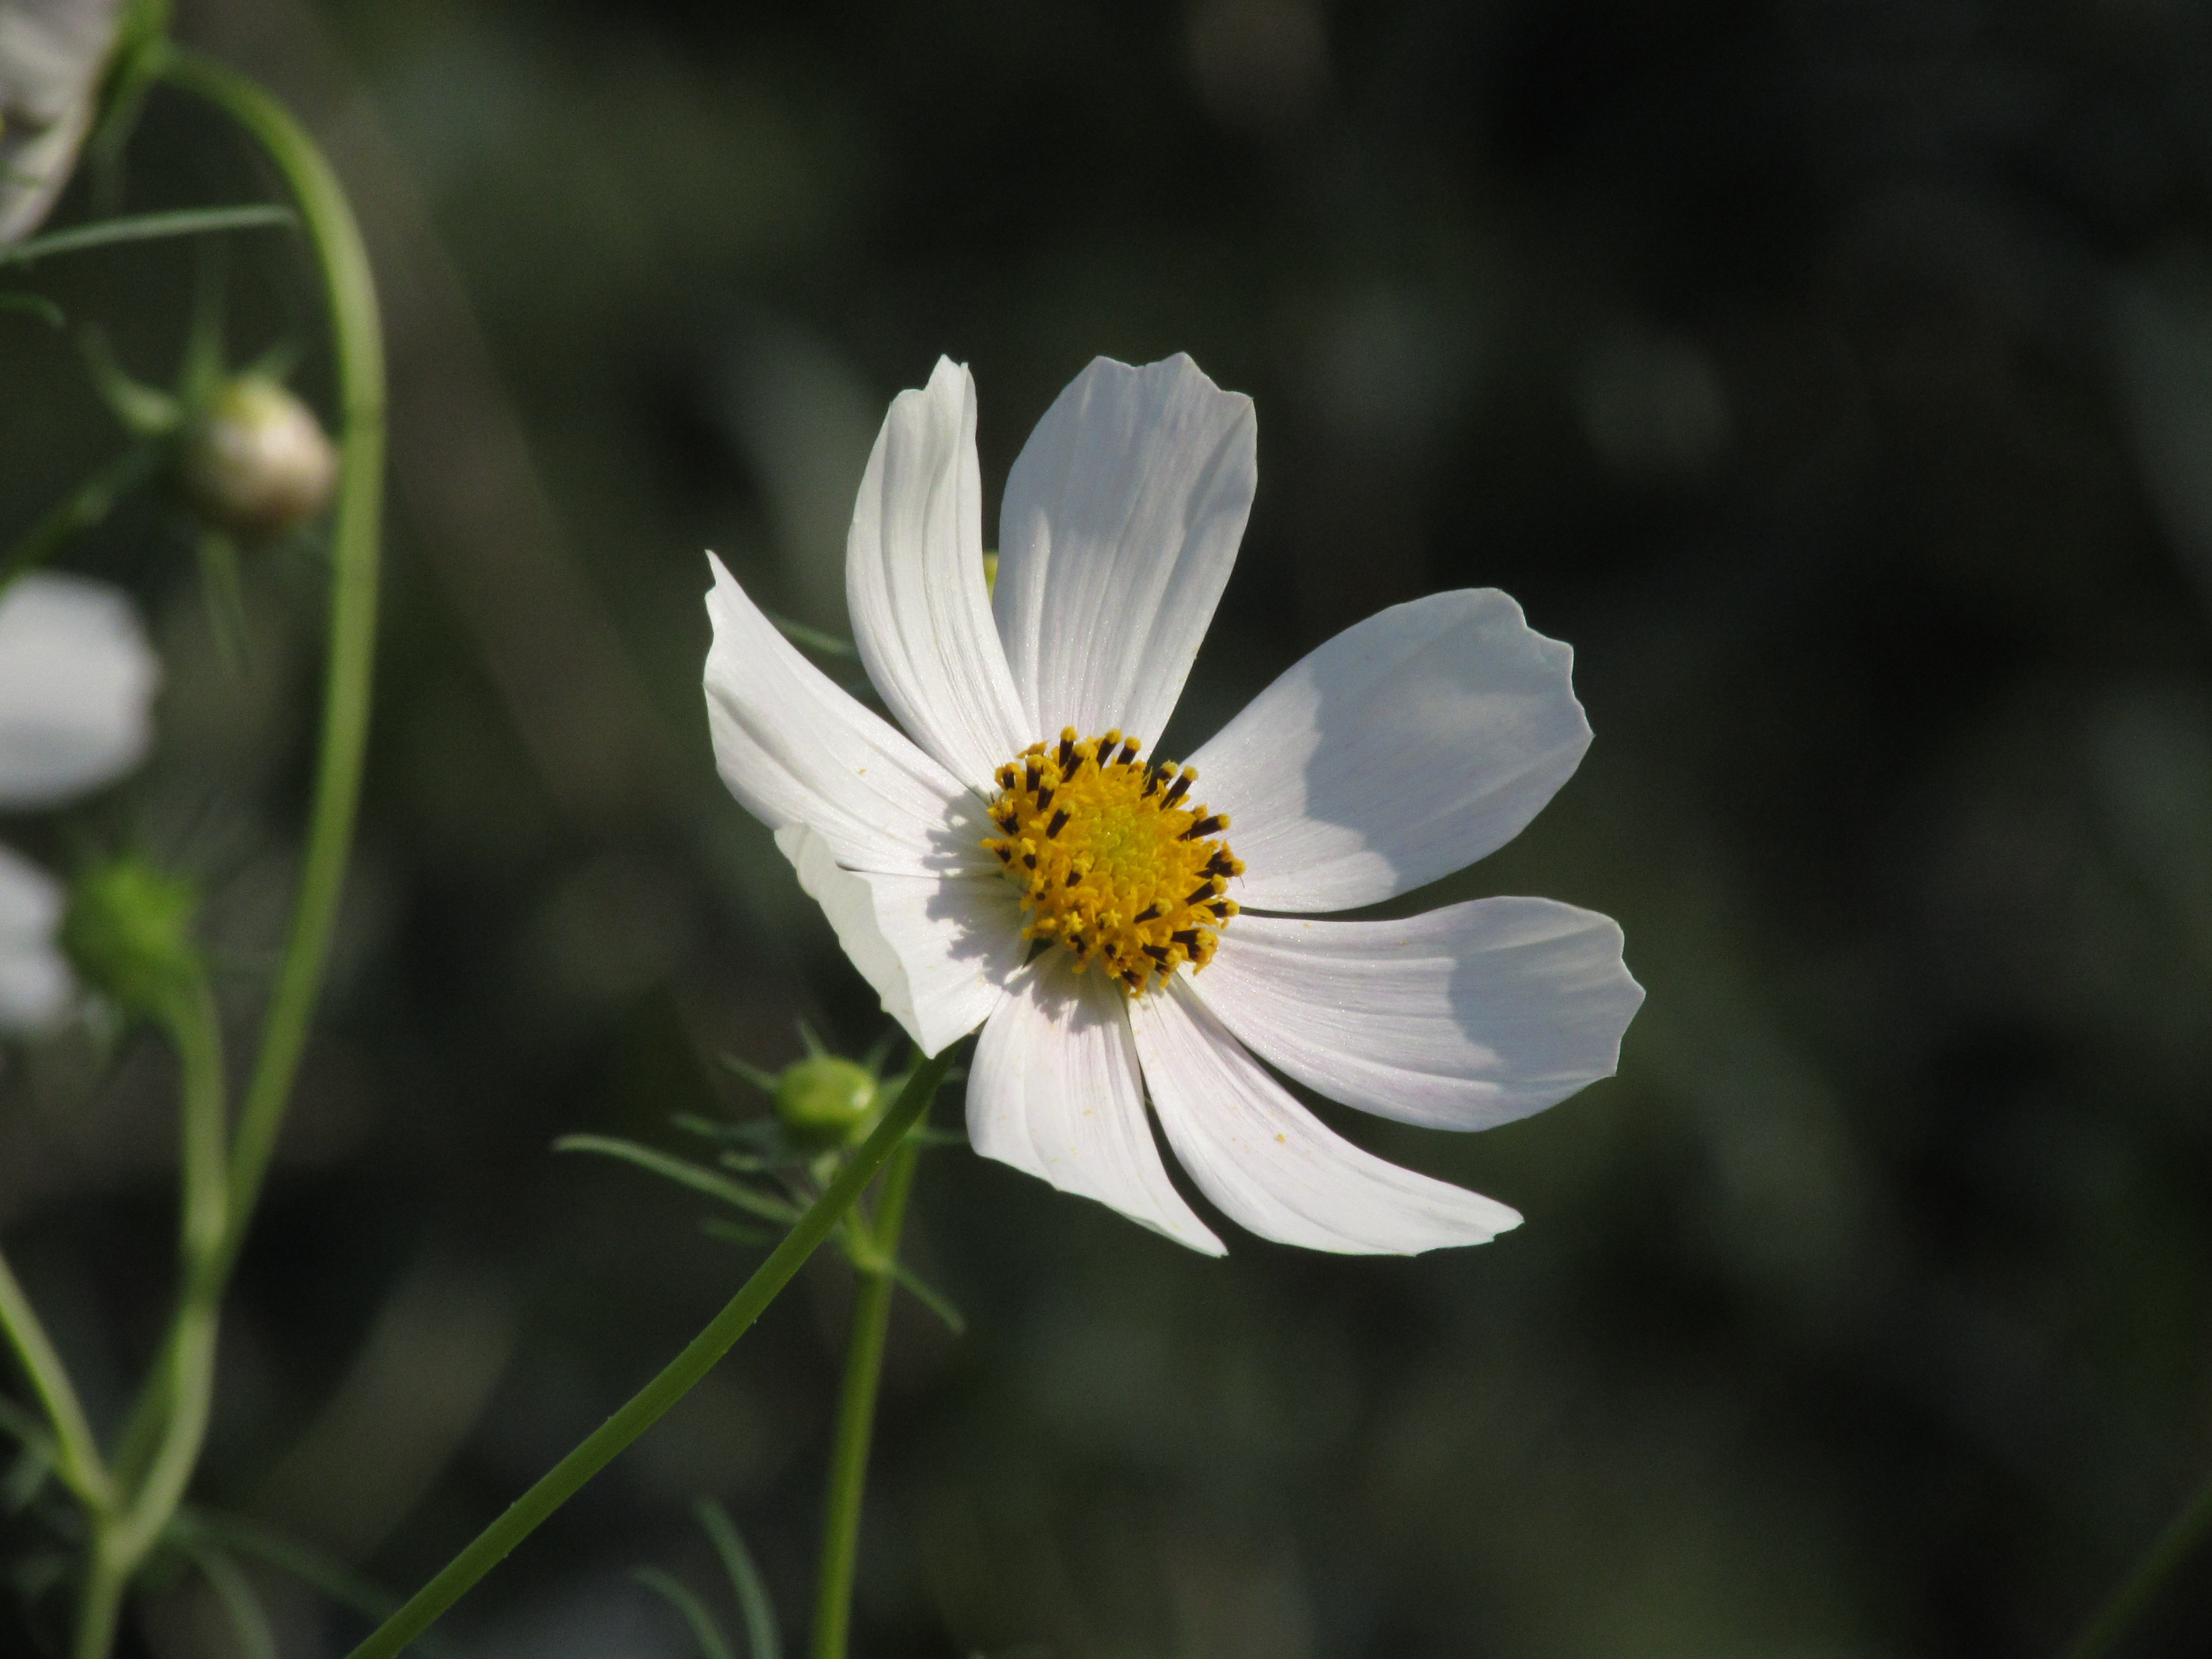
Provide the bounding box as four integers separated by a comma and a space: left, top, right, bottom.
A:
0, 1251, 112, 1511
156, 45, 385, 1281
2064, 1470, 2212, 1659
808, 1131, 923, 1659
74, 975, 228, 1659
103, 44, 385, 1505
343, 1050, 954, 1659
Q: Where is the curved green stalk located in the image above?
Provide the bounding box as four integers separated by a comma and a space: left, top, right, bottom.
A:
807, 1129, 921, 1659
343, 1051, 953, 1659
2065, 1471, 2212, 1659
0, 1250, 112, 1511
156, 46, 384, 1271
105, 45, 384, 1501
74, 974, 228, 1659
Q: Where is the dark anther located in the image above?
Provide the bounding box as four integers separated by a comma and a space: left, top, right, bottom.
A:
1140, 771, 1160, 797
1036, 786, 1055, 813
1065, 868, 1082, 886
1046, 808, 1070, 838
1207, 853, 1237, 875
1162, 773, 1193, 807
1185, 881, 1218, 905
1144, 944, 1171, 963
1057, 735, 1076, 770
1180, 814, 1224, 841
1022, 853, 1038, 870
995, 812, 1018, 833
1172, 929, 1201, 950
1133, 904, 1161, 924
1024, 760, 1041, 793
1117, 739, 1140, 766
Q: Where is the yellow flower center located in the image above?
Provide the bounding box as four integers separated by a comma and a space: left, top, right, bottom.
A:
982, 727, 1243, 997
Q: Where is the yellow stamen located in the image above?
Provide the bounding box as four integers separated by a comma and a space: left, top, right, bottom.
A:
982, 727, 1244, 997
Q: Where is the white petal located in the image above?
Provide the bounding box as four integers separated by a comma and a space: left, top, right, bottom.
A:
0, 573, 159, 809
0, 844, 71, 1030
967, 955, 1224, 1254
704, 554, 989, 878
846, 358, 1034, 787
1129, 978, 1521, 1254
776, 823, 1021, 1057
1194, 900, 1644, 1131
1187, 589, 1590, 912
994, 354, 1255, 748
0, 0, 118, 244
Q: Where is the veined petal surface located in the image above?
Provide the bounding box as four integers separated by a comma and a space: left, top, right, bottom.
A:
0, 843, 70, 1030
705, 554, 990, 879
847, 357, 1034, 789
1188, 589, 1590, 912
968, 956, 1224, 1254
776, 824, 1021, 1057
995, 355, 1255, 748
1196, 899, 1644, 1131
1129, 978, 1521, 1254
0, 572, 158, 809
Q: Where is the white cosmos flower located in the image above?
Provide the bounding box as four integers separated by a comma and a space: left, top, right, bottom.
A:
0, 0, 123, 244
0, 571, 159, 1029
703, 354, 1644, 1255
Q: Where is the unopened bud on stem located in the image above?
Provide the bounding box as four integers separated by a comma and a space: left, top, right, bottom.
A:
774, 1055, 883, 1147
60, 855, 201, 1021
178, 374, 338, 538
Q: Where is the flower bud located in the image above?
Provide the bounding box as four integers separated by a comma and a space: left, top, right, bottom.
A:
774, 1054, 881, 1146
178, 374, 339, 539
60, 855, 200, 1020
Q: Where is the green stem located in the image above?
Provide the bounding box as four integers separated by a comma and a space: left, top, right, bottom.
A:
2064, 1470, 2212, 1659
159, 45, 384, 1276
808, 1130, 922, 1659
74, 974, 228, 1659
343, 1051, 954, 1659
107, 45, 384, 1496
0, 1249, 112, 1512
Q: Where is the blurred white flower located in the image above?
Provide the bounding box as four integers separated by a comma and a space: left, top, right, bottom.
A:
0, 571, 158, 1029
704, 355, 1644, 1255
0, 0, 123, 245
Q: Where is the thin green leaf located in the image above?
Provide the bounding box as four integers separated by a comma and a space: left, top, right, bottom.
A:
635, 1567, 737, 1659
198, 528, 251, 672
796, 1020, 827, 1057
0, 1393, 56, 1454
3, 1440, 54, 1512
718, 1053, 783, 1096
0, 444, 159, 588
859, 1031, 899, 1076
180, 1543, 278, 1659
1, 204, 296, 265
180, 240, 229, 405
80, 324, 180, 435
763, 611, 858, 657
698, 1217, 779, 1248
0, 292, 64, 328
554, 1135, 805, 1224
891, 1264, 967, 1335
176, 1508, 403, 1626
693, 1499, 781, 1659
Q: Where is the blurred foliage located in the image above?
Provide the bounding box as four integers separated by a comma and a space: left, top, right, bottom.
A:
6, 0, 2212, 1655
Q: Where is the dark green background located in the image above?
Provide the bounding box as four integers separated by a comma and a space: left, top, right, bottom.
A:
6, 0, 2212, 1654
